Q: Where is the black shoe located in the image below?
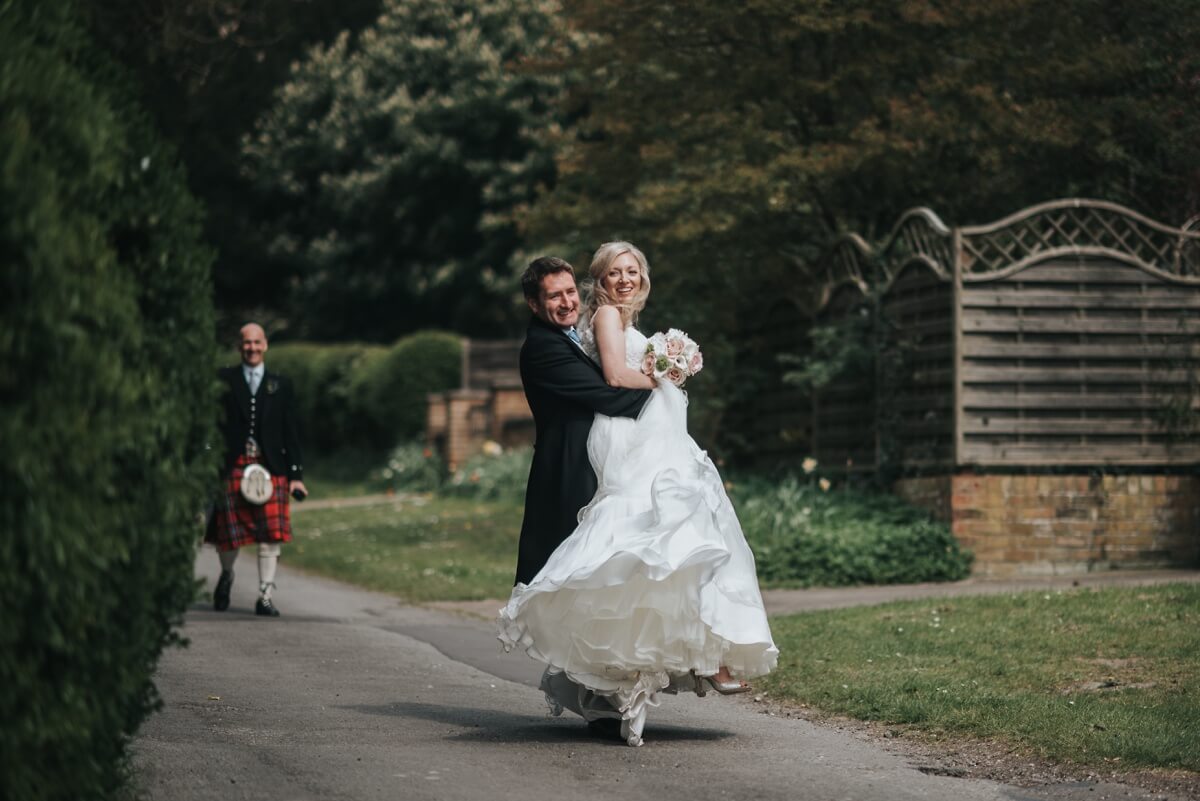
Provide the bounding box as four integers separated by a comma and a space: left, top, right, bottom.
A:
255, 597, 280, 617
213, 570, 232, 611
586, 718, 622, 741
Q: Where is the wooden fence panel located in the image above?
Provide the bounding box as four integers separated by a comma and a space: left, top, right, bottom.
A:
958, 255, 1200, 467
880, 262, 957, 472
463, 339, 522, 389
812, 284, 877, 473
734, 298, 812, 466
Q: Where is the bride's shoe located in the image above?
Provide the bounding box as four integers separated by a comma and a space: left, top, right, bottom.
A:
691, 669, 751, 697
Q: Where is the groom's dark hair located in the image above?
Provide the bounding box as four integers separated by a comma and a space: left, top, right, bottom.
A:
522, 256, 575, 300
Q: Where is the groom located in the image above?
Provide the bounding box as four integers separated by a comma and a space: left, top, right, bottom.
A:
515, 256, 651, 585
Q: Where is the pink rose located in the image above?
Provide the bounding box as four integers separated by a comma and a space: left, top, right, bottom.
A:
641, 352, 656, 375
689, 352, 703, 373
666, 338, 684, 358
666, 367, 686, 386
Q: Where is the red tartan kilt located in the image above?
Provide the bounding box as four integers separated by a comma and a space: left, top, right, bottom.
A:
206, 454, 292, 551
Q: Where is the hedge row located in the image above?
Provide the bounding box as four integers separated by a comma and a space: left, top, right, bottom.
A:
371, 442, 972, 588
261, 331, 462, 456
733, 476, 973, 586
1, 5, 218, 800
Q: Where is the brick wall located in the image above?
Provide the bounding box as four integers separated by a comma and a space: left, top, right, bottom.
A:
894, 473, 1200, 576
426, 384, 534, 469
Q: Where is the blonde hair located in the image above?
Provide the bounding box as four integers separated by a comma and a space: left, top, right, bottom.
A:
583, 241, 651, 328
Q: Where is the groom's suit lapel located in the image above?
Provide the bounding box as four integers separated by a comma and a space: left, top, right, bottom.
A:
531, 316, 602, 375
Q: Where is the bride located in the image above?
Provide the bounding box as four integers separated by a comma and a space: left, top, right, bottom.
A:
498, 241, 777, 746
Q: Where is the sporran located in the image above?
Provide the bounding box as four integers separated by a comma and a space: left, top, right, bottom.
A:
240, 463, 273, 505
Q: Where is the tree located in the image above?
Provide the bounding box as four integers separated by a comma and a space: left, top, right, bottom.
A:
85, 0, 386, 333
522, 0, 1200, 454
242, 0, 571, 340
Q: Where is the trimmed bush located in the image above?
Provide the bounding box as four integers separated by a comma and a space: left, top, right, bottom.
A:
0, 5, 217, 800
353, 330, 462, 445
265, 342, 385, 452
733, 476, 973, 586
265, 331, 461, 459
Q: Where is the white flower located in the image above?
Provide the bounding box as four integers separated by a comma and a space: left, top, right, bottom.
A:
819, 478, 832, 492
481, 440, 503, 456
802, 457, 818, 474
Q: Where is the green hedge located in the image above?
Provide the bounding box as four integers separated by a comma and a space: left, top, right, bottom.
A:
264, 342, 384, 453
733, 476, 973, 586
265, 331, 462, 457
0, 4, 218, 800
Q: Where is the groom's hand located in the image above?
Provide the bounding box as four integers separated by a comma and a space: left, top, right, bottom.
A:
289, 480, 308, 501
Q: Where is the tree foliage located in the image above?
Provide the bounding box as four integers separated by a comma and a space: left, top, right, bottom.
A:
1, 3, 217, 798
85, 0, 385, 331
524, 0, 1200, 454
243, 0, 570, 341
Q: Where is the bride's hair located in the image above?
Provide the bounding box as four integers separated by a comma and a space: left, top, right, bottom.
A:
582, 241, 651, 329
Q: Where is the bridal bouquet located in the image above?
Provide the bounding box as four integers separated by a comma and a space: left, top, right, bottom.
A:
642, 328, 703, 387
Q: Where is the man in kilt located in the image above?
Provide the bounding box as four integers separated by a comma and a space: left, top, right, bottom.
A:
205, 322, 307, 617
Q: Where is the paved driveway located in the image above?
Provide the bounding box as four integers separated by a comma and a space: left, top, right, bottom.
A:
131, 550, 1185, 801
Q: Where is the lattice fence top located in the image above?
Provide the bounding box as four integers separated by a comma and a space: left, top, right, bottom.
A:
811, 233, 873, 312
960, 200, 1200, 280
811, 200, 1200, 311
879, 207, 954, 280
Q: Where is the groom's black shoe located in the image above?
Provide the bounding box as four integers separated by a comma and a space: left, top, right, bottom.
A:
213, 570, 232, 611
586, 719, 622, 741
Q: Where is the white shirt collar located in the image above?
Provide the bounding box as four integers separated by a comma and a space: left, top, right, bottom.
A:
243, 363, 264, 378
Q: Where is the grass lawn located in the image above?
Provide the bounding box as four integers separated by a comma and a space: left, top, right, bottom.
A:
288, 496, 522, 602
762, 583, 1200, 772
300, 475, 379, 498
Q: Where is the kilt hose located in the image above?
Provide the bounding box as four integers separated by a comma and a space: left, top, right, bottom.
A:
206, 453, 292, 551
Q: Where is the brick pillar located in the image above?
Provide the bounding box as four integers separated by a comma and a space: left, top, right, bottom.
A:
444, 389, 490, 470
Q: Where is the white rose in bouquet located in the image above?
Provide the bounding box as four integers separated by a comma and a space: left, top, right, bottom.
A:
641, 328, 703, 387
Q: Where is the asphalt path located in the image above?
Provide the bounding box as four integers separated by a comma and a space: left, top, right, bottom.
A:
131, 549, 1184, 801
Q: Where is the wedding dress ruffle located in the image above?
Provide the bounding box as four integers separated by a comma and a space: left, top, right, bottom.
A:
499, 327, 778, 734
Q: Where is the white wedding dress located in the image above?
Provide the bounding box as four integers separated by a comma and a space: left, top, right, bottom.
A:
498, 324, 778, 746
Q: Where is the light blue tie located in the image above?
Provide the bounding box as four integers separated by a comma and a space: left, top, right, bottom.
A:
566, 327, 582, 347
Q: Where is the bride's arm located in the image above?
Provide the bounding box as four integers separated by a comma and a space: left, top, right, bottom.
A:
593, 305, 656, 389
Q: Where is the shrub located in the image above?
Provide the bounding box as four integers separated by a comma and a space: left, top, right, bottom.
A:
443, 444, 532, 502
0, 5, 217, 800
265, 342, 384, 452
372, 441, 446, 494
353, 330, 463, 446
262, 331, 461, 462
732, 475, 972, 587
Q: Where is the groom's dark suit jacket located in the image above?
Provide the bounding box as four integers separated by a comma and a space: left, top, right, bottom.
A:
515, 316, 651, 585
216, 365, 304, 481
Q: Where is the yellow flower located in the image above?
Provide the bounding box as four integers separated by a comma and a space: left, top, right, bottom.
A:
802, 457, 818, 474
819, 478, 832, 492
